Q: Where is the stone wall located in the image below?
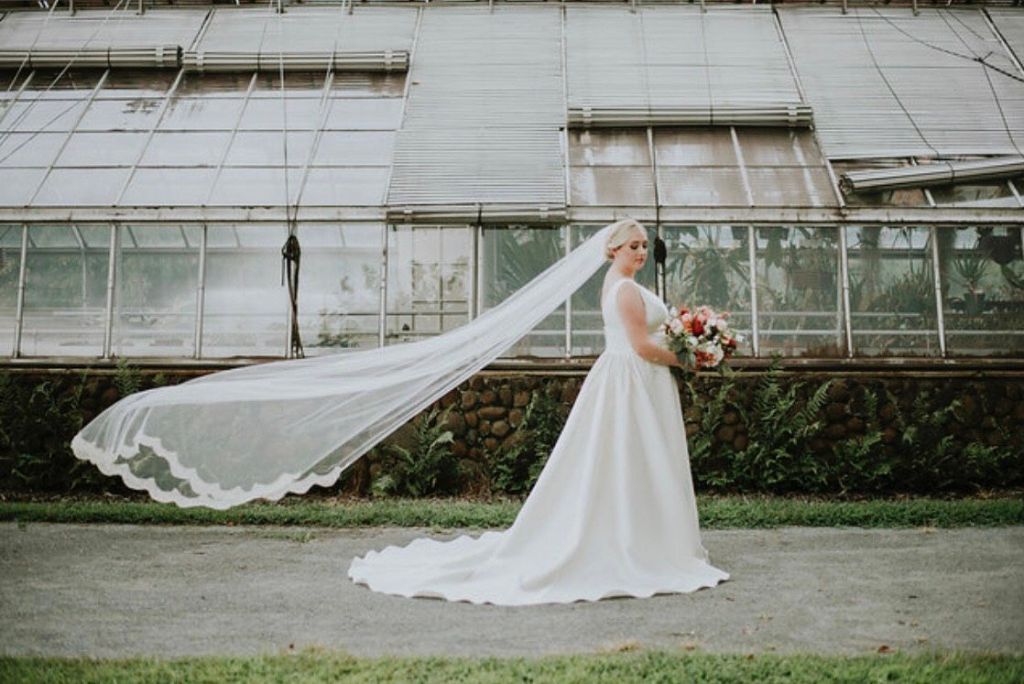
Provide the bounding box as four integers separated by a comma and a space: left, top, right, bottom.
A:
2, 363, 1022, 496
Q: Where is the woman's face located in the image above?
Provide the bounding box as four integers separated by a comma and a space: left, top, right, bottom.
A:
613, 228, 648, 272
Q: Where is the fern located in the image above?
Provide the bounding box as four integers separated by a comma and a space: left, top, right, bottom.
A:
371, 404, 458, 498
732, 359, 833, 492
490, 390, 566, 496
113, 357, 142, 397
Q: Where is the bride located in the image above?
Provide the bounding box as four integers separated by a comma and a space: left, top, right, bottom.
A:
348, 219, 730, 605
69, 217, 729, 605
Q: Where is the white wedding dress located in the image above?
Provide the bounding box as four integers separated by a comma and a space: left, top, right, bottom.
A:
347, 277, 730, 605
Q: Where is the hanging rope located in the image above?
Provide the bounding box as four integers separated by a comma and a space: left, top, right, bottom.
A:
281, 232, 304, 358
273, 0, 352, 358
273, 0, 305, 357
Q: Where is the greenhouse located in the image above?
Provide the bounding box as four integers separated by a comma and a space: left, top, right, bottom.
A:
0, 1, 1022, 364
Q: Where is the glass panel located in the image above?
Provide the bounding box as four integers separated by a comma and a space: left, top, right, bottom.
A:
661, 225, 753, 356
658, 167, 748, 206
482, 226, 564, 357
847, 226, 941, 356
568, 129, 651, 166
570, 166, 655, 206
176, 72, 253, 97
96, 71, 175, 99
755, 226, 843, 357
0, 132, 64, 167
941, 226, 1024, 357
386, 226, 471, 343
207, 167, 303, 206
19, 224, 109, 357
202, 224, 289, 357
324, 98, 403, 130
159, 98, 245, 130
141, 131, 230, 166
654, 128, 736, 166
78, 225, 110, 248
0, 225, 22, 356
250, 72, 326, 99
844, 186, 929, 208
0, 223, 21, 246
734, 129, 822, 166
570, 224, 657, 356
236, 98, 323, 130
7, 99, 87, 132
0, 169, 46, 205
119, 168, 216, 206
113, 225, 199, 358
930, 181, 1018, 208
833, 160, 929, 208
747, 167, 836, 207
32, 168, 130, 206
313, 131, 395, 166
29, 224, 77, 247
299, 223, 383, 353
301, 167, 389, 205
77, 99, 165, 131
223, 131, 315, 166
23, 68, 103, 97
331, 73, 405, 98
56, 132, 147, 167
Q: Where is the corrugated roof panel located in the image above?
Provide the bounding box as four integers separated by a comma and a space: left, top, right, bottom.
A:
567, 6, 803, 110
195, 6, 416, 54
387, 5, 565, 210
0, 9, 207, 50
989, 8, 1024, 67
389, 128, 564, 205
779, 7, 1024, 159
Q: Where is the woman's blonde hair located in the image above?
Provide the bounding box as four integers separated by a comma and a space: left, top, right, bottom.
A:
604, 218, 647, 261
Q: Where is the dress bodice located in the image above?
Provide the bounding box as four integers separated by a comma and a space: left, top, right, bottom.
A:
601, 278, 669, 354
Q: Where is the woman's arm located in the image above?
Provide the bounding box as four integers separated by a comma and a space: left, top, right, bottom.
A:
616, 284, 682, 368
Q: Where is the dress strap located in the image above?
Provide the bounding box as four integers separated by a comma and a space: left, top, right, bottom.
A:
602, 278, 638, 307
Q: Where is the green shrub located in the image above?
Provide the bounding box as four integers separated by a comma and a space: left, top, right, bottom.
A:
0, 373, 114, 492
489, 389, 566, 496
113, 357, 142, 397
370, 404, 460, 498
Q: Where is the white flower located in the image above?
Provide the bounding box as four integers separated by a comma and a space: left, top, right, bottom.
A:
669, 318, 684, 334
710, 345, 725, 365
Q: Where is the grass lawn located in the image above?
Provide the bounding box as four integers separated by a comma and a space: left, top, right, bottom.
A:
2, 650, 1022, 683
0, 493, 1021, 528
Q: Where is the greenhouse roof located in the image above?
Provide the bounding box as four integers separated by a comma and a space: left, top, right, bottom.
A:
0, 2, 1021, 223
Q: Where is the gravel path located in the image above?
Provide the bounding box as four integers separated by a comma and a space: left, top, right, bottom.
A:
1, 523, 1021, 658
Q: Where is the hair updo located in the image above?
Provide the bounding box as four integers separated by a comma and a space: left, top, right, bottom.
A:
604, 218, 647, 261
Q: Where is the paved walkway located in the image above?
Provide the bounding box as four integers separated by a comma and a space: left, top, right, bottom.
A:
1, 523, 1022, 659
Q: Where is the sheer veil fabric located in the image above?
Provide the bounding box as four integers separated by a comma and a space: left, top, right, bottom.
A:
348, 276, 731, 605
70, 222, 621, 510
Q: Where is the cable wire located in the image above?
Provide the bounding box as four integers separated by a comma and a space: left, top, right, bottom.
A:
938, 8, 1024, 158
854, 8, 941, 159
870, 7, 1024, 85
6, 0, 62, 93
0, 0, 133, 165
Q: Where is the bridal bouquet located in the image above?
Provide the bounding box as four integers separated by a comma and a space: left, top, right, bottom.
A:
662, 305, 742, 371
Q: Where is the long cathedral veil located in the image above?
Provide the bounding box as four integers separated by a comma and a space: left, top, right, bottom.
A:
70, 221, 621, 509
